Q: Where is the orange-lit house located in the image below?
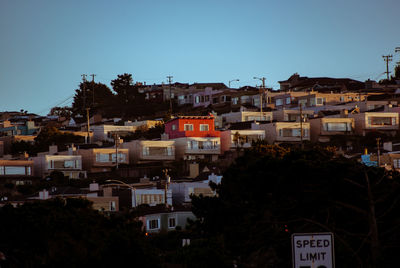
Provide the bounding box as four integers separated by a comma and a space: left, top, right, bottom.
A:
164, 116, 220, 160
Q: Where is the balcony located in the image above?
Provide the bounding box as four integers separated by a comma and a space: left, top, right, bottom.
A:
366, 116, 398, 130
141, 146, 175, 161
185, 140, 220, 154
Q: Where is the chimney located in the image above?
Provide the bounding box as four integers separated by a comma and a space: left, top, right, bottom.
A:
49, 145, 58, 155
89, 183, 99, 192
103, 187, 113, 197
68, 144, 76, 155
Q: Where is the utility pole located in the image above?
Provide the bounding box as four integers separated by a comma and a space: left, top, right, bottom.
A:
90, 74, 96, 107
86, 107, 90, 144
253, 77, 266, 121
81, 74, 87, 110
376, 138, 381, 167
300, 104, 303, 149
382, 55, 393, 80
163, 169, 170, 207
167, 76, 173, 115
114, 134, 120, 170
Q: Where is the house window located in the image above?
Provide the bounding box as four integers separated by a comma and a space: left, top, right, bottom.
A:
340, 96, 345, 102
184, 124, 194, 131
26, 166, 31, 175
143, 147, 150, 156
232, 97, 238, 105
110, 201, 116, 211
276, 99, 283, 106
316, 97, 324, 105
5, 166, 26, 175
168, 217, 176, 228
64, 160, 75, 168
0, 166, 4, 175
171, 124, 177, 131
200, 124, 209, 131
299, 99, 307, 107
112, 153, 126, 163
148, 219, 160, 230
394, 159, 400, 169
369, 117, 395, 126
191, 141, 199, 149
167, 147, 173, 156
96, 153, 110, 162
280, 128, 302, 137
286, 97, 291, 104
324, 122, 351, 131
205, 95, 210, 102
195, 96, 200, 104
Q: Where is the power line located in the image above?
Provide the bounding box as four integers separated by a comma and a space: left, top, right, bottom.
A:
33, 94, 75, 115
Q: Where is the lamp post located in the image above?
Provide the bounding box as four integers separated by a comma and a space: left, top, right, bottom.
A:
229, 79, 240, 88
105, 179, 137, 208
253, 76, 266, 121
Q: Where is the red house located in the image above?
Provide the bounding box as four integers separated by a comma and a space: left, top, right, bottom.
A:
165, 116, 220, 139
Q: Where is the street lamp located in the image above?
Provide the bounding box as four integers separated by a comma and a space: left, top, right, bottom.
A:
229, 79, 240, 88
105, 179, 137, 208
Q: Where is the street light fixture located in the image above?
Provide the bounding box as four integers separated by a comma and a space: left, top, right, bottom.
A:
229, 79, 240, 88
105, 179, 137, 208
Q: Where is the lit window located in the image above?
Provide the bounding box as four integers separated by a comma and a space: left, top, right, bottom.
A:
200, 124, 209, 131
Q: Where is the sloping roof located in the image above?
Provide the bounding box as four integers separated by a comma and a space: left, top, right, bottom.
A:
290, 77, 365, 91
190, 83, 228, 89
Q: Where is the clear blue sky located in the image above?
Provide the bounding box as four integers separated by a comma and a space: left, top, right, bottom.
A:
1, 0, 399, 115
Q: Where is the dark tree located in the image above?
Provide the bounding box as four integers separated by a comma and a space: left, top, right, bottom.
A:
72, 81, 115, 117
48, 106, 73, 118
0, 198, 160, 267
34, 126, 84, 153
111, 73, 145, 117
111, 73, 135, 97
190, 146, 400, 267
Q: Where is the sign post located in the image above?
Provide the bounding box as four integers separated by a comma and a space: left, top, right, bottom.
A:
292, 232, 334, 268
